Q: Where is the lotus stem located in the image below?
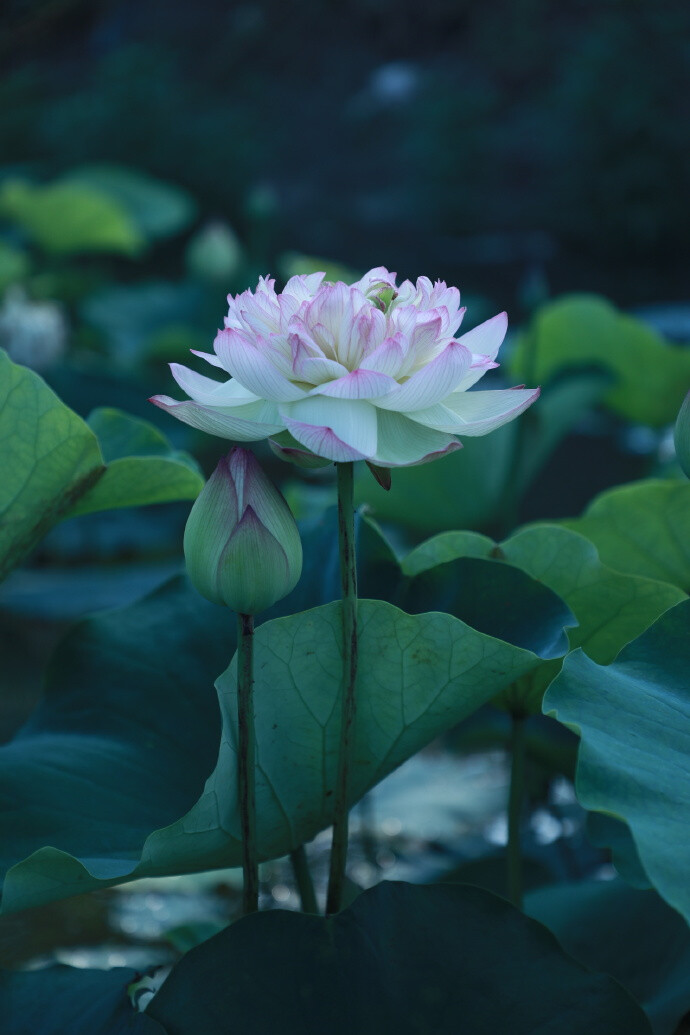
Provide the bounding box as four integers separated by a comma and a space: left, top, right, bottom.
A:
290, 845, 318, 914
326, 461, 359, 914
237, 611, 258, 914
507, 711, 526, 910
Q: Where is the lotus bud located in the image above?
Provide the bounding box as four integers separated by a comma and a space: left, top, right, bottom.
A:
674, 390, 690, 479
184, 448, 302, 614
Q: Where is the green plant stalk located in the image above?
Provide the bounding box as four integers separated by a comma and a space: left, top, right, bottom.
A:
237, 611, 258, 914
290, 845, 319, 914
326, 461, 359, 914
507, 712, 526, 910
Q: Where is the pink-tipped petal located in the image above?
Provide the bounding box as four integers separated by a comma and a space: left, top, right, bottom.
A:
453, 355, 500, 392
408, 386, 541, 436
190, 349, 226, 369
359, 335, 406, 378
280, 422, 369, 462
375, 340, 472, 412
214, 328, 306, 402
268, 436, 333, 469
282, 271, 326, 301
371, 410, 461, 466
309, 368, 397, 400
149, 395, 283, 440
169, 363, 258, 406
458, 311, 508, 362
280, 396, 377, 461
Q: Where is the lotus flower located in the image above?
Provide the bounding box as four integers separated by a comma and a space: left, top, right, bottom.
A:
151, 268, 539, 467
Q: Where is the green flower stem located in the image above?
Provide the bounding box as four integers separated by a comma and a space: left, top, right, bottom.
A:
237, 611, 258, 914
290, 845, 319, 914
507, 712, 526, 910
326, 461, 359, 915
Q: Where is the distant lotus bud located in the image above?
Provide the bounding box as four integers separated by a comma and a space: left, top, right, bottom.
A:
184, 448, 302, 614
186, 222, 243, 283
674, 391, 690, 479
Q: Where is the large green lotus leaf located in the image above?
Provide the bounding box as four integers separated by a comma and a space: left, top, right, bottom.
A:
564, 479, 690, 591
0, 180, 143, 257
344, 513, 576, 660
0, 557, 571, 913
148, 882, 650, 1034
0, 578, 228, 914
68, 408, 203, 517
0, 965, 163, 1034
0, 351, 204, 579
171, 597, 560, 870
586, 813, 651, 890
403, 524, 684, 712
354, 369, 609, 535
543, 599, 690, 924
510, 295, 690, 427
64, 164, 196, 241
0, 350, 105, 582
527, 880, 690, 1035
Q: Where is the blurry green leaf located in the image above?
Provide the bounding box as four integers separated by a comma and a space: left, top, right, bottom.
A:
674, 391, 690, 479
64, 164, 196, 242
0, 180, 143, 256
527, 880, 690, 1035
148, 882, 650, 1034
356, 369, 610, 536
0, 240, 30, 291
0, 353, 204, 581
81, 280, 203, 363
544, 599, 690, 924
67, 408, 203, 517
563, 479, 690, 591
511, 295, 690, 427
357, 428, 514, 535
279, 250, 360, 285
0, 965, 164, 1034
403, 524, 685, 712
0, 349, 104, 582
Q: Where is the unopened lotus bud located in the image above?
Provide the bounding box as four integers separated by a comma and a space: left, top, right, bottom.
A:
674, 391, 690, 479
184, 448, 302, 614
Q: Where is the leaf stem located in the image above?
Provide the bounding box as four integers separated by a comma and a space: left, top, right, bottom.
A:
290, 845, 319, 914
326, 461, 358, 915
237, 611, 258, 914
507, 711, 526, 909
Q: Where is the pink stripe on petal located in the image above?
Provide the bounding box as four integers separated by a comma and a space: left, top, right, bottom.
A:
149, 396, 283, 440
375, 341, 472, 412
394, 440, 463, 468
359, 336, 405, 377
281, 419, 369, 462
309, 368, 397, 400
268, 436, 333, 469
280, 396, 377, 459
214, 328, 306, 402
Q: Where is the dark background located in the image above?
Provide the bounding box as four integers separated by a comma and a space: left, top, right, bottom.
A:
2, 0, 689, 313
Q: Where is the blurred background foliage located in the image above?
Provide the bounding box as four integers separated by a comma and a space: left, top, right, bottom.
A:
1, 0, 689, 714
1, 0, 690, 992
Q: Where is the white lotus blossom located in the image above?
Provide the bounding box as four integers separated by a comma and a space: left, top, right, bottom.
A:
150, 268, 539, 467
